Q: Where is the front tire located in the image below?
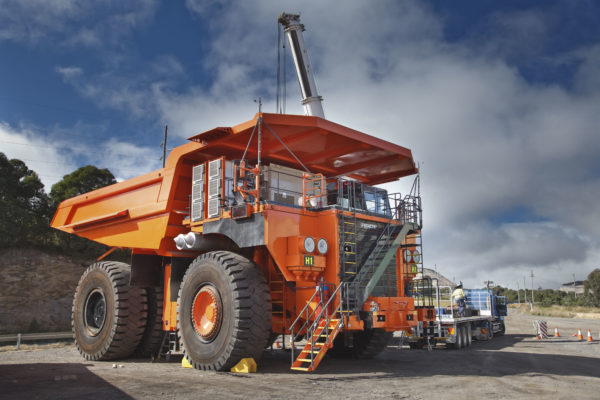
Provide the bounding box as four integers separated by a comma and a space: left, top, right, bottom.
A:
177, 251, 271, 371
72, 261, 147, 360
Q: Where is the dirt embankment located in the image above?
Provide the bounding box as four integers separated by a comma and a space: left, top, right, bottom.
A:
0, 248, 89, 334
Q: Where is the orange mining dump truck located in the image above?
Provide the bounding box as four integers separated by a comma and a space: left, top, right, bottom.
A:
50, 13, 436, 372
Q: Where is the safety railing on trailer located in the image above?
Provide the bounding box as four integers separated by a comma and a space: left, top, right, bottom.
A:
435, 286, 459, 320
434, 286, 493, 320
464, 289, 493, 317
289, 282, 344, 369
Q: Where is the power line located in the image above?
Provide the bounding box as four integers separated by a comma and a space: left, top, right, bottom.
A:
0, 95, 134, 123
6, 155, 154, 174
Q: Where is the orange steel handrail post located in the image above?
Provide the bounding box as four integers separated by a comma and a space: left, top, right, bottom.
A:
302, 172, 326, 211
234, 160, 261, 209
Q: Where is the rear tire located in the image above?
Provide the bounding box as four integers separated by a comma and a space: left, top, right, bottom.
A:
329, 329, 392, 359
134, 286, 164, 358
177, 251, 271, 371
466, 323, 472, 347
456, 325, 464, 349
497, 321, 505, 336
72, 261, 147, 360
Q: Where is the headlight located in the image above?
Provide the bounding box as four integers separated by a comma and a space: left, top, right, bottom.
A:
303, 236, 315, 253
317, 238, 328, 254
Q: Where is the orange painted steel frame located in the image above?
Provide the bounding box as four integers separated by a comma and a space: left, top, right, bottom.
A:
51, 113, 430, 335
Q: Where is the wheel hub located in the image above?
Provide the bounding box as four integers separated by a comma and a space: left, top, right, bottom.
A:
191, 285, 222, 342
83, 288, 107, 336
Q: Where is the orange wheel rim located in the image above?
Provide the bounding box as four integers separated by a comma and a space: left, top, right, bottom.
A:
191, 286, 222, 341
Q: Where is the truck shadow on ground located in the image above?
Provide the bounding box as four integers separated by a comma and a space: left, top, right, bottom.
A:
0, 363, 133, 399
258, 334, 600, 379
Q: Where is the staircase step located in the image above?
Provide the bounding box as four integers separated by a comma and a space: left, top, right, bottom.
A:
291, 367, 310, 371
297, 358, 314, 362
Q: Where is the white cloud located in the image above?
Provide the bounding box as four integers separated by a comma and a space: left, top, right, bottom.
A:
55, 66, 83, 81
95, 138, 161, 181
0, 122, 77, 190
0, 0, 158, 47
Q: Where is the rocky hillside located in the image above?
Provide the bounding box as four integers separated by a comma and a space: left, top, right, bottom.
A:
0, 248, 90, 334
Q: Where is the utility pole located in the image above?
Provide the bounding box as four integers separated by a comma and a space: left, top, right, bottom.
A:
573, 273, 577, 297
530, 270, 535, 305
161, 125, 168, 168
523, 276, 527, 303
516, 281, 520, 304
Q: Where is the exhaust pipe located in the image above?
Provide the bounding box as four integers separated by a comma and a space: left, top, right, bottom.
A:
174, 232, 239, 252
174, 234, 186, 250
184, 232, 202, 249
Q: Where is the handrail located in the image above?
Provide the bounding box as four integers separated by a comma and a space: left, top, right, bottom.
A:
289, 287, 320, 339
301, 172, 326, 211
345, 215, 401, 310
289, 282, 344, 368
233, 161, 261, 208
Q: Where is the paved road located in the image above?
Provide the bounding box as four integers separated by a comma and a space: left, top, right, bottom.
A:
1, 310, 599, 399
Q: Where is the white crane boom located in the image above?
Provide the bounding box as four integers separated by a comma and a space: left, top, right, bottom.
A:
278, 12, 325, 118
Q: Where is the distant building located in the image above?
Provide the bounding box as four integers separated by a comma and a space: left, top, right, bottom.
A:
559, 280, 584, 295
423, 268, 455, 288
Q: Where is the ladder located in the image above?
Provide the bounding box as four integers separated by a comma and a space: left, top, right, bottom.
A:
269, 268, 287, 346
401, 230, 428, 307
289, 283, 344, 372
340, 211, 358, 279
339, 181, 358, 279
154, 331, 179, 362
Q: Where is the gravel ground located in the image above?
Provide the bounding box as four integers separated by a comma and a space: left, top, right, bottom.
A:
1, 309, 599, 400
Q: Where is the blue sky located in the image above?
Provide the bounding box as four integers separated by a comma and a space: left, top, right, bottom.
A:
1, 0, 599, 289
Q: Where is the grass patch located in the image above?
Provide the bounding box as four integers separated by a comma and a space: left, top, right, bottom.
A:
510, 303, 600, 319
0, 342, 73, 352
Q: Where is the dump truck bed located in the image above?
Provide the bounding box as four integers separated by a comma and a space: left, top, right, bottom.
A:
51, 113, 417, 253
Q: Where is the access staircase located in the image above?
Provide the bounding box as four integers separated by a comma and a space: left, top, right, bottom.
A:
290, 283, 344, 372
344, 221, 418, 312
289, 177, 424, 371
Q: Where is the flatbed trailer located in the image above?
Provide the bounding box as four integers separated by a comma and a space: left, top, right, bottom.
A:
409, 287, 507, 349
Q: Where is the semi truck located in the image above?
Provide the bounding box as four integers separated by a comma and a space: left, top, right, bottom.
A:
50, 13, 436, 372
409, 286, 507, 349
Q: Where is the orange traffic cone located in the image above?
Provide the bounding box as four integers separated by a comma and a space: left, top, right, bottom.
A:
577, 328, 583, 341
554, 327, 560, 337
587, 329, 593, 342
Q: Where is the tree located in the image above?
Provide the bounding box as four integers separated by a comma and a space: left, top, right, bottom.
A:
584, 269, 600, 307
49, 165, 116, 209
0, 153, 50, 248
